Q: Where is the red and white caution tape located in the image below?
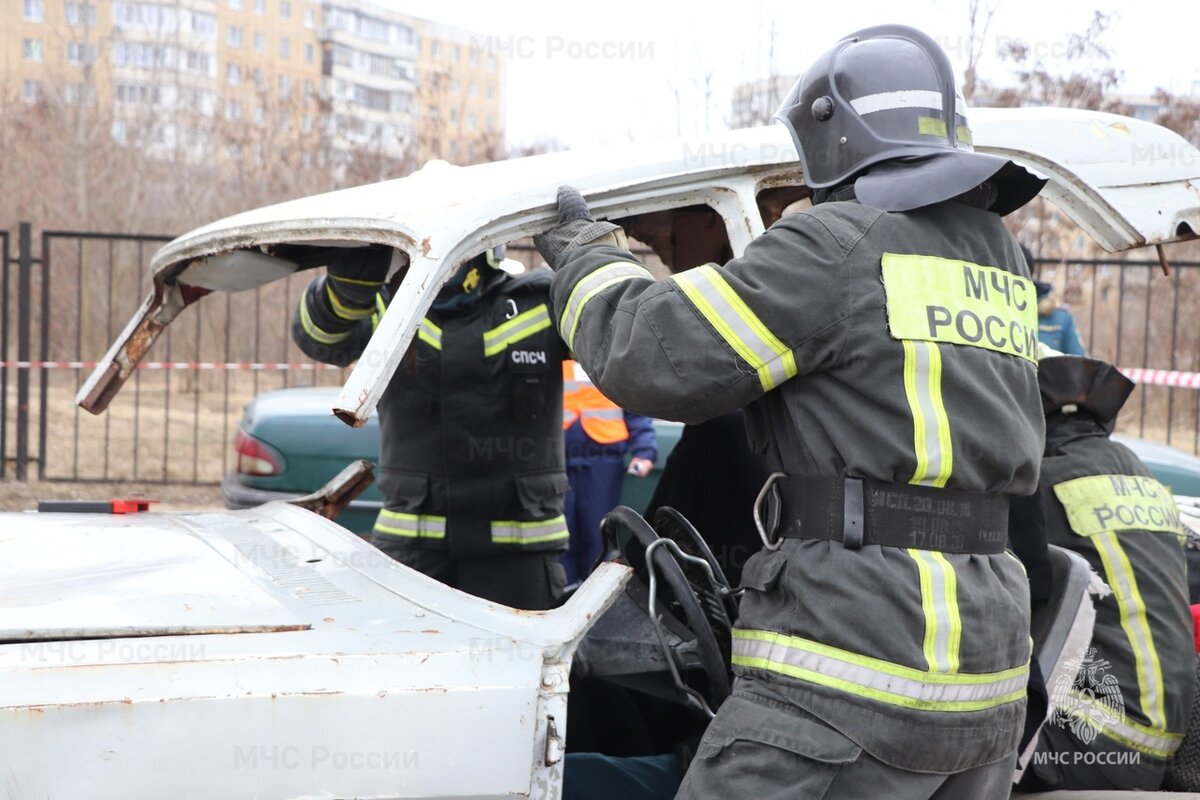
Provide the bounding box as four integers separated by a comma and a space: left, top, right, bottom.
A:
1119, 368, 1200, 389
0, 361, 343, 371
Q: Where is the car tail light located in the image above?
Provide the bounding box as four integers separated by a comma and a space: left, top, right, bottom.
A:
234, 428, 286, 476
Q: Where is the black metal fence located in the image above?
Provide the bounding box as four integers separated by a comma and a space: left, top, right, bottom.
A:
3, 224, 1200, 484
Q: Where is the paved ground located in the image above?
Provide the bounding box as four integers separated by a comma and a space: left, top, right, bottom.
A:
0, 479, 224, 512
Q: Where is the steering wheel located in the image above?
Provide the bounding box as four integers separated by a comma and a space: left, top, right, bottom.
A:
600, 505, 732, 717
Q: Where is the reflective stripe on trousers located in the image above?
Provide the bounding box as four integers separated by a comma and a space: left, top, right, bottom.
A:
373, 509, 447, 539
731, 628, 1028, 712
491, 515, 569, 545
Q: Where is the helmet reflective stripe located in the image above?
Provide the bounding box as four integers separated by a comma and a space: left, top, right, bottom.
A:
849, 89, 944, 115
732, 628, 1028, 712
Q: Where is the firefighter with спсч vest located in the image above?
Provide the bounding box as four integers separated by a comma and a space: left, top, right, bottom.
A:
292, 246, 570, 610
537, 24, 1047, 799
561, 359, 657, 585
1018, 352, 1193, 791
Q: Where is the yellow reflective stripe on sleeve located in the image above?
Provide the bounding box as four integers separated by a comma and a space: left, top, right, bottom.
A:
671, 264, 797, 392
560, 262, 654, 351
490, 516, 569, 545
902, 340, 953, 487
1063, 690, 1183, 758
881, 253, 1038, 363
329, 274, 385, 288
325, 283, 375, 320
298, 294, 351, 345
1092, 530, 1167, 730
908, 548, 961, 673
371, 293, 386, 332
373, 509, 447, 539
482, 304, 551, 356
1052, 475, 1183, 538
731, 628, 1027, 713
417, 318, 442, 350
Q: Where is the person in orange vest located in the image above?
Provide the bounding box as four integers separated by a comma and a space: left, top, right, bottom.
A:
562, 359, 658, 584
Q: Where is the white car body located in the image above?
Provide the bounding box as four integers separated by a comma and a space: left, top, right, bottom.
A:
1, 109, 1198, 799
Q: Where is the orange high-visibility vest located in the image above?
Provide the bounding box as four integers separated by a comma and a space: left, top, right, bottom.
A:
562, 360, 629, 444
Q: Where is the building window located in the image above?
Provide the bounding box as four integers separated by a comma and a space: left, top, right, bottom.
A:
253, 31, 265, 51
226, 25, 243, 47
303, 79, 313, 99
486, 84, 494, 100
302, 114, 312, 134
469, 48, 478, 66
279, 36, 290, 58
449, 109, 457, 124
22, 38, 43, 62
22, 79, 42, 103
449, 79, 458, 94
227, 144, 242, 159
252, 68, 264, 88
431, 41, 440, 58
487, 53, 496, 72
65, 3, 96, 27
253, 0, 263, 13
468, 81, 476, 98
225, 99, 242, 120
22, 0, 43, 21
112, 120, 127, 144
486, 115, 494, 131
278, 73, 290, 95
304, 43, 314, 63
467, 111, 476, 129
254, 105, 265, 125
226, 63, 242, 84
304, 6, 313, 27
64, 83, 96, 106
279, 0, 289, 19
452, 45, 460, 63
429, 105, 438, 119
66, 42, 96, 65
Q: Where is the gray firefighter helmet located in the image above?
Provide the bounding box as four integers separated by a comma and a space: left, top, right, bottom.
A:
774, 24, 1045, 215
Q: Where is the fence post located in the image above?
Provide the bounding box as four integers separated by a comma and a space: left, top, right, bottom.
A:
15, 222, 32, 481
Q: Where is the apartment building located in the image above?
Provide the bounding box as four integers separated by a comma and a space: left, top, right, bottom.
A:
1, 0, 502, 166
410, 18, 504, 164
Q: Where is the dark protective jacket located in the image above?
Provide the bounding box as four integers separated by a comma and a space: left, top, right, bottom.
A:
293, 266, 569, 557
1034, 358, 1193, 772
551, 197, 1044, 772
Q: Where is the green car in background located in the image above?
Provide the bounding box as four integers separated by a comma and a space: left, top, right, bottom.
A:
223, 387, 1200, 536
222, 386, 683, 535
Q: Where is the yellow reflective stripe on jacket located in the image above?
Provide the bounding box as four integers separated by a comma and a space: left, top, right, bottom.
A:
1092, 530, 1168, 730
373, 509, 447, 539
482, 304, 551, 356
881, 253, 1038, 363
671, 264, 797, 392
1053, 475, 1183, 538
908, 548, 962, 673
902, 340, 953, 487
298, 294, 351, 345
731, 628, 1027, 712
490, 516, 569, 545
371, 293, 386, 332
418, 318, 442, 350
326, 283, 375, 320
560, 262, 654, 350
1062, 689, 1184, 758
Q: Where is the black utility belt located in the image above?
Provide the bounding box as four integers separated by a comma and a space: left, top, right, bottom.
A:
758, 475, 1009, 555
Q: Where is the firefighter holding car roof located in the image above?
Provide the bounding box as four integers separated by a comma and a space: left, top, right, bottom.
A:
292, 247, 570, 610
538, 25, 1047, 798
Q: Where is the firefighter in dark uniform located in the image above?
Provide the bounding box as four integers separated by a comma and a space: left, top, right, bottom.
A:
292, 246, 569, 610
1020, 352, 1194, 791
539, 25, 1047, 798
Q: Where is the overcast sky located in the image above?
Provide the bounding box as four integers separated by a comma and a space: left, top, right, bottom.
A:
386, 0, 1200, 150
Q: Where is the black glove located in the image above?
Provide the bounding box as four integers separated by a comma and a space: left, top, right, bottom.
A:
534, 186, 622, 270
326, 246, 391, 309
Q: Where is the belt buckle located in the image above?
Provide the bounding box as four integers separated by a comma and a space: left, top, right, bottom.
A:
754, 472, 787, 551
